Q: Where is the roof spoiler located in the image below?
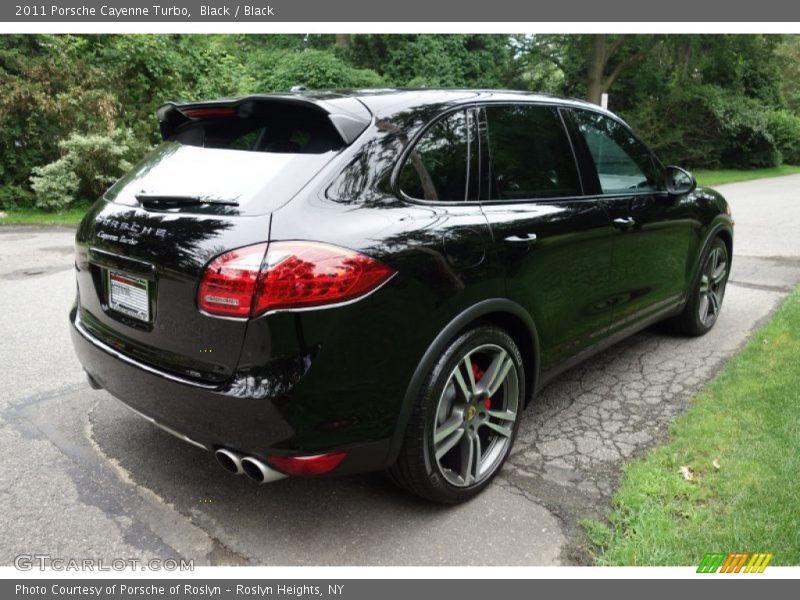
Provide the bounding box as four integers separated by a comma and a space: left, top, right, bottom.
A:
156, 94, 373, 145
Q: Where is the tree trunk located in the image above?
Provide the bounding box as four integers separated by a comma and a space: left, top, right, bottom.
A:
334, 34, 350, 49
586, 35, 607, 105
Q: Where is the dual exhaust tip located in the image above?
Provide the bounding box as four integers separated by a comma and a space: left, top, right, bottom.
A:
214, 448, 287, 484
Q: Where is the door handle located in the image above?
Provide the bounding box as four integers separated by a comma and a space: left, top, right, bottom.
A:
504, 233, 538, 245
613, 217, 636, 230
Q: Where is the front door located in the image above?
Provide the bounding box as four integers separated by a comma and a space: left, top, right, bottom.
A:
565, 108, 695, 334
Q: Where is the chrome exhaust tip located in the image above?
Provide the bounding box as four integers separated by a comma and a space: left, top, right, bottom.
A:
215, 448, 245, 475
241, 456, 288, 484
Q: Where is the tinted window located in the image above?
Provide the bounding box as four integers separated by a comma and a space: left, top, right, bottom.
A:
570, 109, 664, 194
484, 105, 581, 201
399, 109, 476, 201
171, 105, 343, 155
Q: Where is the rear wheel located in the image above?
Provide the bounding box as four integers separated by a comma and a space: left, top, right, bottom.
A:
390, 325, 524, 504
667, 237, 729, 336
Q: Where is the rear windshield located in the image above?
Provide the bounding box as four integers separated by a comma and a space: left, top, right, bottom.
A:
170, 104, 345, 155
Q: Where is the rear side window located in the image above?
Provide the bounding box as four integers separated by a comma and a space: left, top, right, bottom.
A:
398, 109, 477, 202
569, 109, 664, 194
171, 104, 344, 155
483, 105, 581, 201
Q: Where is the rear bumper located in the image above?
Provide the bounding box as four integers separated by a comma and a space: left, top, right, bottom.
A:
70, 306, 392, 476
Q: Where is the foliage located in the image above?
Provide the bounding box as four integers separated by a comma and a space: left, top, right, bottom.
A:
766, 110, 800, 165
30, 129, 136, 210
0, 184, 35, 210
2, 34, 800, 212
621, 85, 783, 169
348, 34, 513, 88
256, 49, 384, 91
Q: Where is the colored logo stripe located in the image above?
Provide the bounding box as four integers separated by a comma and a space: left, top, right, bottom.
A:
697, 553, 726, 573
697, 553, 773, 573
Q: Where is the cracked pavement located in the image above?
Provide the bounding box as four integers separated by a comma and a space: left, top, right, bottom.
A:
1, 175, 799, 566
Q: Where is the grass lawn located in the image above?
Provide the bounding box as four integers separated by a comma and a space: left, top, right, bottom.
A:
0, 207, 88, 227
695, 164, 800, 187
584, 288, 800, 566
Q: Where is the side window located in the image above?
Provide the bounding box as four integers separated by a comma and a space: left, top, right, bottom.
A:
483, 105, 581, 201
570, 109, 664, 194
398, 109, 477, 202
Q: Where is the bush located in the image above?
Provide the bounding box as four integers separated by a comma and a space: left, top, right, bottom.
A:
767, 110, 800, 165
0, 184, 35, 210
626, 85, 781, 169
30, 129, 136, 211
260, 49, 384, 91
712, 92, 781, 169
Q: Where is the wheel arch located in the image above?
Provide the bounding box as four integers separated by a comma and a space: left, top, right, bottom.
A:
689, 220, 734, 295
716, 226, 733, 265
384, 298, 540, 468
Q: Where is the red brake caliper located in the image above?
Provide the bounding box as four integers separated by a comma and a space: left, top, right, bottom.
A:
471, 363, 491, 409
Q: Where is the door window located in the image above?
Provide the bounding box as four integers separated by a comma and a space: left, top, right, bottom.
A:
570, 109, 664, 194
398, 109, 477, 202
483, 105, 581, 201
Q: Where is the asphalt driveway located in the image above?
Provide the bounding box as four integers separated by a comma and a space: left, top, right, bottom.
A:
1, 175, 799, 566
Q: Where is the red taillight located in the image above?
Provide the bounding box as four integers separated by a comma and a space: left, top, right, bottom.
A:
252, 241, 395, 315
198, 243, 268, 317
198, 241, 395, 318
267, 452, 347, 476
181, 106, 237, 119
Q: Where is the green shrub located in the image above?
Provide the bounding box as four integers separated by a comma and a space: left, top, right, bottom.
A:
29, 161, 79, 211
30, 129, 136, 211
626, 85, 781, 169
712, 92, 781, 169
767, 110, 800, 165
0, 184, 35, 210
260, 49, 384, 92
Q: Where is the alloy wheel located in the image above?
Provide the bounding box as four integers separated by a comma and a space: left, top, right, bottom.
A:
432, 343, 520, 487
698, 245, 728, 327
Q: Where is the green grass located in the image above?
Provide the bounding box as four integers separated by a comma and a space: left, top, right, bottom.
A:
585, 288, 800, 566
0, 207, 88, 226
695, 164, 800, 187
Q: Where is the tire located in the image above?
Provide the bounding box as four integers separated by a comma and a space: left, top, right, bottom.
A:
389, 325, 525, 504
666, 236, 730, 336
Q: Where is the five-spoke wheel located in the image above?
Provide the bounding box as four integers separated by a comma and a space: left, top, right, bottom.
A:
667, 236, 730, 336
390, 325, 524, 504
433, 344, 519, 487
698, 244, 728, 327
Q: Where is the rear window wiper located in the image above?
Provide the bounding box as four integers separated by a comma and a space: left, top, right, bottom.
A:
135, 193, 239, 210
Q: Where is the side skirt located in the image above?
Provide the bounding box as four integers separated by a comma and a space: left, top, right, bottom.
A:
536, 298, 684, 393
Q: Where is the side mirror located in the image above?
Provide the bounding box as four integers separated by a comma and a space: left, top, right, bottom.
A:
665, 165, 696, 195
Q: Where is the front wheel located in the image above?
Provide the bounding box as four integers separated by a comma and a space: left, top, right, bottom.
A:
389, 325, 525, 504
667, 236, 730, 336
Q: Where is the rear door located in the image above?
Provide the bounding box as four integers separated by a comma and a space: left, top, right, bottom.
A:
565, 108, 694, 333
74, 98, 360, 384
476, 103, 616, 372
395, 106, 495, 284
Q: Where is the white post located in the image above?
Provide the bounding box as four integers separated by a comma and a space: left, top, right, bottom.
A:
601, 93, 609, 110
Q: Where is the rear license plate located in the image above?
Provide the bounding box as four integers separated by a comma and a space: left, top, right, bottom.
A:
108, 271, 150, 322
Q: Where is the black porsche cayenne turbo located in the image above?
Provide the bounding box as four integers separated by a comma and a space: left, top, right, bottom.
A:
71, 89, 733, 503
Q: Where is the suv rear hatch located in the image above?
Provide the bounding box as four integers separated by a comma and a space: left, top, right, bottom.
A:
74, 94, 371, 384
